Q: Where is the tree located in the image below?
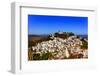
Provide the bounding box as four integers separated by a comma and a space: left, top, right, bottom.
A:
81, 39, 88, 49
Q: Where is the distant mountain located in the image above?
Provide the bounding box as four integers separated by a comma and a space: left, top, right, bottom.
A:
77, 35, 88, 39
28, 34, 49, 37
28, 33, 88, 40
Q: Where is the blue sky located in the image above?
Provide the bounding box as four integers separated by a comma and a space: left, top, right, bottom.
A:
28, 15, 88, 35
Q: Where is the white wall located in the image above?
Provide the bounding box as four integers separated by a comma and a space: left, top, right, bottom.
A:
0, 0, 100, 76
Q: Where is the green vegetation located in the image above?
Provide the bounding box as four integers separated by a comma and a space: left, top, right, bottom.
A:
32, 52, 53, 60
32, 53, 40, 60
54, 32, 75, 39
40, 52, 52, 60
81, 38, 88, 49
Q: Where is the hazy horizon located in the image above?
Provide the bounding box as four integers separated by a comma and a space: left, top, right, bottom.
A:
28, 33, 88, 36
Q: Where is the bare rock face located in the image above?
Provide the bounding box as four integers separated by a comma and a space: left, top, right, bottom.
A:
31, 36, 88, 60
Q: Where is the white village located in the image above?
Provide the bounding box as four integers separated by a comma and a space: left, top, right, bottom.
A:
28, 32, 88, 60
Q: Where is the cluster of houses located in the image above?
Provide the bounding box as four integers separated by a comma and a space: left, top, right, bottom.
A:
28, 34, 88, 60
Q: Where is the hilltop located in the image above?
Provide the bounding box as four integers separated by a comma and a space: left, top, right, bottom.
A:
28, 32, 88, 60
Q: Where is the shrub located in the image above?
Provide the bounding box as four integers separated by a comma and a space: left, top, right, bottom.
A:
54, 32, 75, 39
81, 40, 88, 49
32, 52, 53, 60
33, 53, 41, 60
